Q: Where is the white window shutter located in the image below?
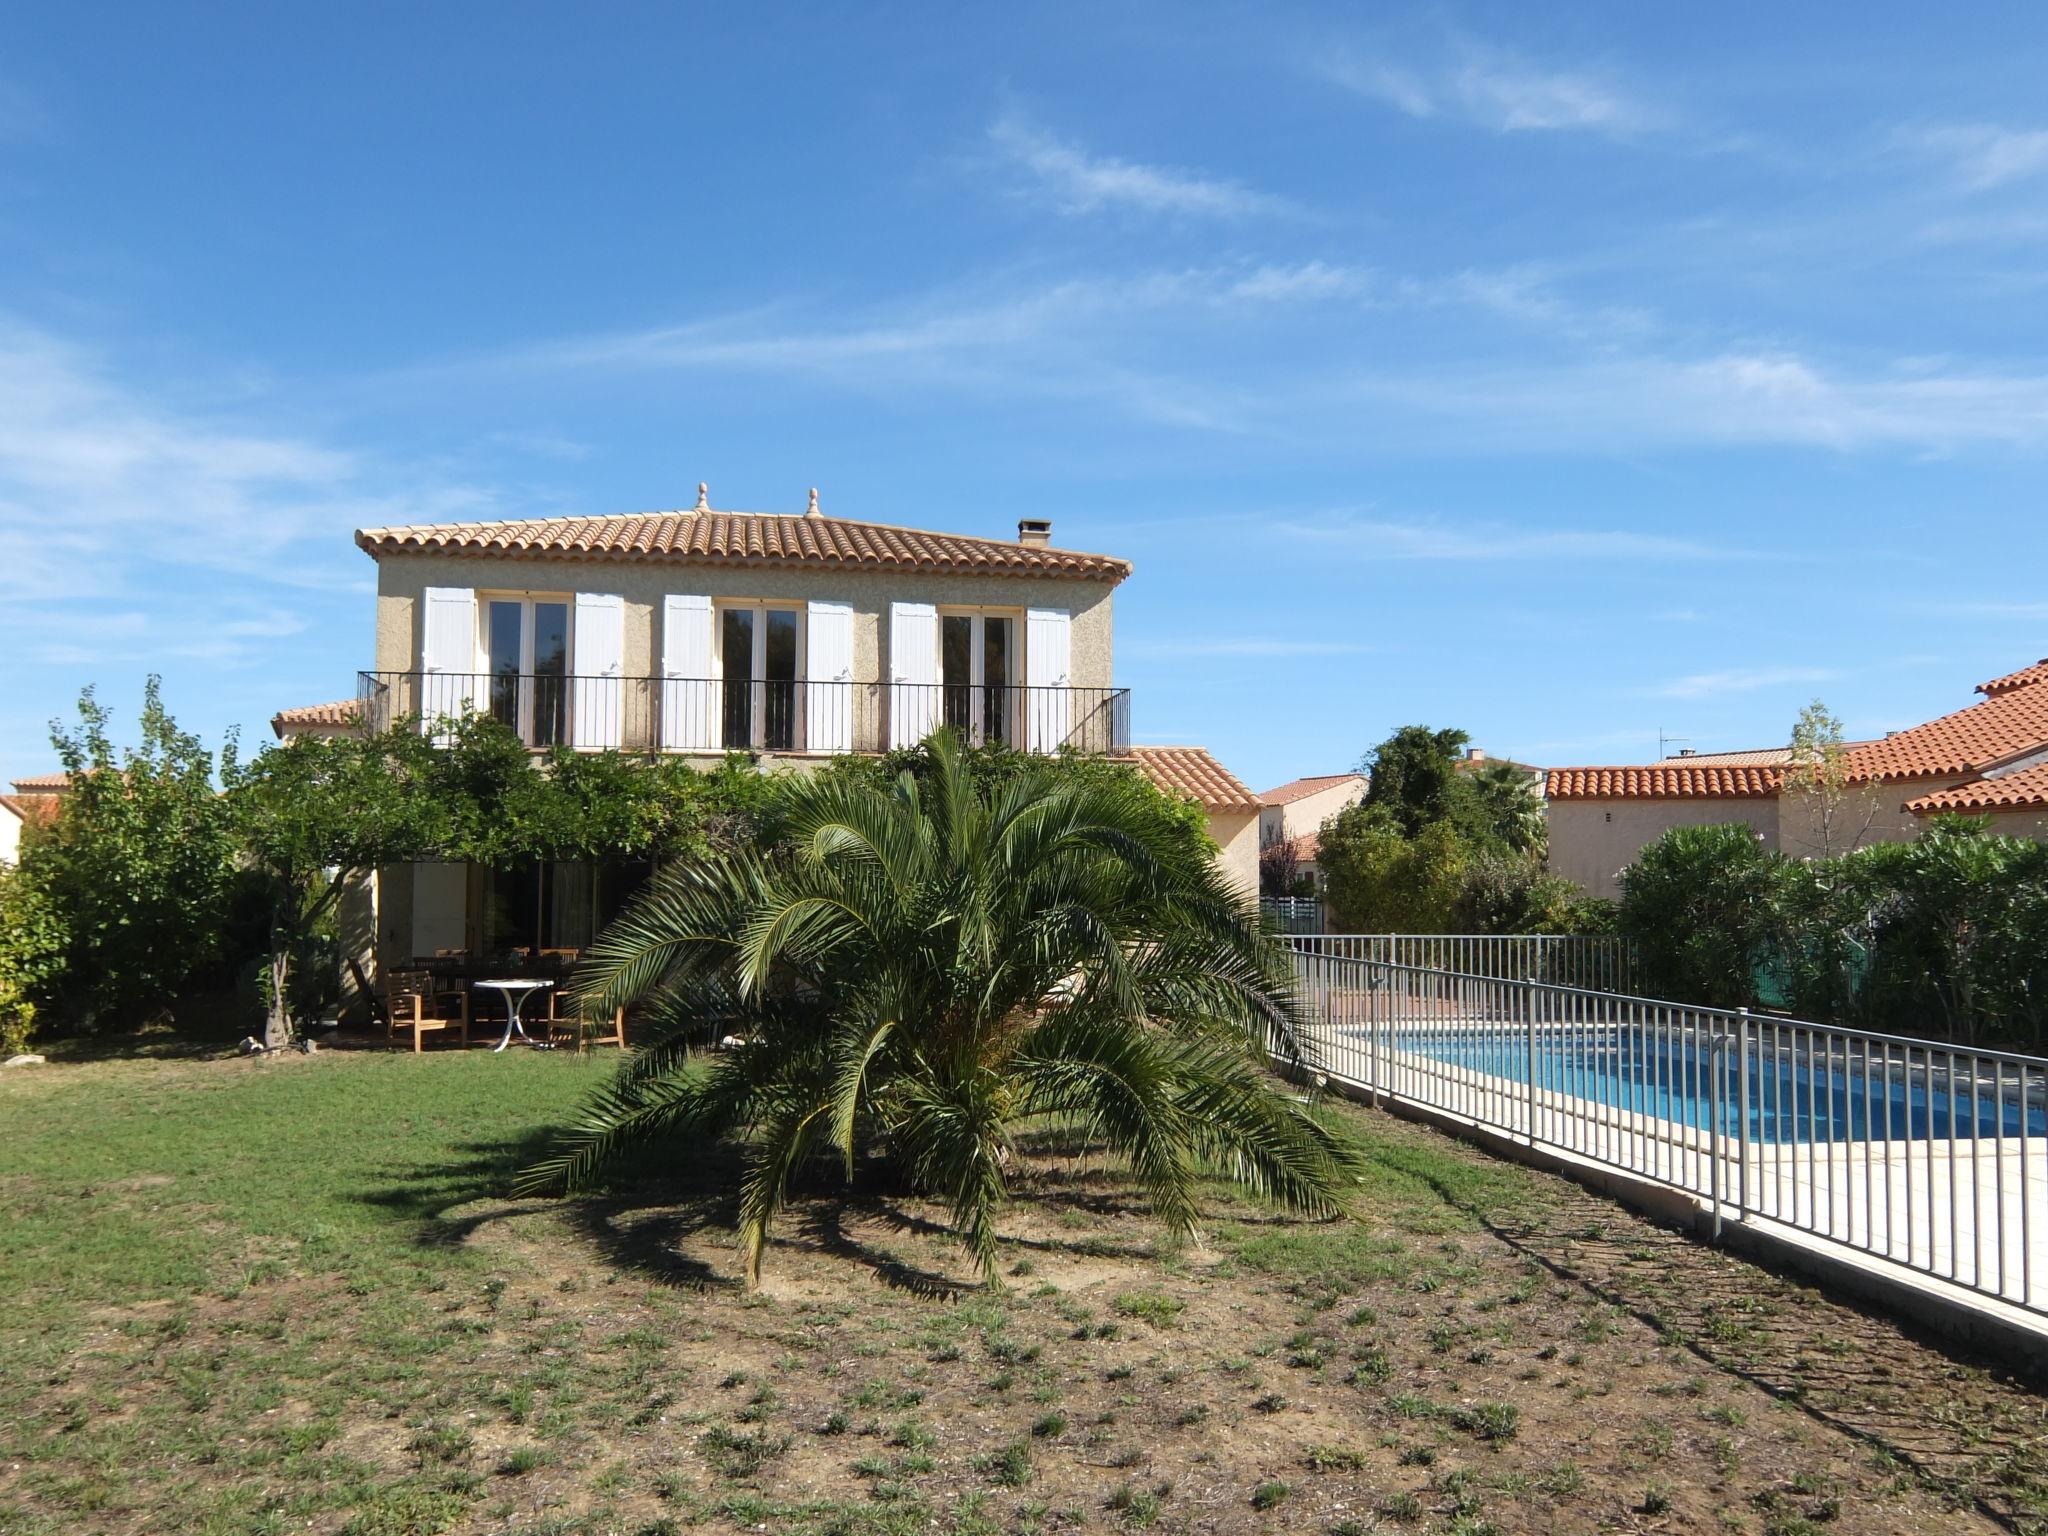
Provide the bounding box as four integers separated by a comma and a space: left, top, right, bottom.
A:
889, 601, 939, 748
660, 594, 716, 751
420, 586, 478, 740
805, 600, 854, 754
1026, 607, 1072, 751
571, 592, 625, 750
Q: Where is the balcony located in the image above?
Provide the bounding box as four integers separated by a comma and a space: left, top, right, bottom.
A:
356, 672, 1133, 757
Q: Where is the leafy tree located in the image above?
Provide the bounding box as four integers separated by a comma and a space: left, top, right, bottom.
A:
226, 725, 451, 1045
1617, 824, 1789, 1009
26, 680, 240, 1027
1360, 726, 1479, 841
520, 731, 1357, 1284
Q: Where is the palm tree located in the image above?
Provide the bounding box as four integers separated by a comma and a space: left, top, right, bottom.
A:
520, 732, 1357, 1284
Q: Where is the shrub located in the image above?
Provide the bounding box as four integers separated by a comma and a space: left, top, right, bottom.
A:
1618, 823, 1787, 1008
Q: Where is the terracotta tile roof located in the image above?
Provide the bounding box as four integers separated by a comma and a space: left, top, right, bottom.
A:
9, 772, 71, 794
1905, 762, 2048, 815
1546, 764, 1784, 800
1652, 741, 1879, 768
270, 699, 363, 738
1283, 830, 1321, 863
1, 792, 60, 824
1842, 682, 2048, 783
1131, 745, 1260, 813
1978, 659, 2048, 697
355, 507, 1132, 585
1258, 773, 1365, 807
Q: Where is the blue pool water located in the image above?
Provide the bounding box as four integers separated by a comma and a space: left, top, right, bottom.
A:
1382, 1026, 2048, 1145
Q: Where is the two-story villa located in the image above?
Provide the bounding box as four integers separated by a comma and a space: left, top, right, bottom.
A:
274, 488, 1259, 992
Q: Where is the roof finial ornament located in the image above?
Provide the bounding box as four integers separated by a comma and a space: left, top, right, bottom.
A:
806, 487, 821, 517
694, 482, 709, 511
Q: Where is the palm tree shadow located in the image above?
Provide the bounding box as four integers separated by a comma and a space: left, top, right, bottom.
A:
352, 1129, 736, 1290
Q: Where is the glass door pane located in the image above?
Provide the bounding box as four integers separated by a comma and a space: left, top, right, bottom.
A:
982, 617, 1011, 746
532, 601, 569, 748
941, 614, 974, 737
721, 608, 755, 749
486, 600, 523, 734
763, 609, 799, 751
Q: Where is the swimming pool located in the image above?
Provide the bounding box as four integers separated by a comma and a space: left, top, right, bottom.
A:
1372, 1025, 2048, 1145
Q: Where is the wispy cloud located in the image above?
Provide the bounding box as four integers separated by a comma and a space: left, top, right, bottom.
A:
1318, 45, 1661, 136
1905, 123, 2048, 192
1648, 666, 1836, 701
0, 317, 513, 667
987, 114, 1288, 219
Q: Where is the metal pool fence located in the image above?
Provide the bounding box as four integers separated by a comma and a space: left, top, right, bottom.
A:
1286, 946, 2048, 1317
1289, 933, 1636, 994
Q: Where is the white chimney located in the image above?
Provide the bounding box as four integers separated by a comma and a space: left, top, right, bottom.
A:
1017, 518, 1052, 547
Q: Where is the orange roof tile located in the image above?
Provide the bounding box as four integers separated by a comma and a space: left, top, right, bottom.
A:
1546, 764, 1784, 800
1131, 745, 1260, 813
1258, 773, 1365, 807
0, 793, 60, 824
1905, 762, 2048, 815
356, 507, 1131, 585
270, 699, 363, 738
1978, 659, 2048, 697
1657, 742, 1871, 767
9, 772, 70, 794
1842, 682, 2048, 782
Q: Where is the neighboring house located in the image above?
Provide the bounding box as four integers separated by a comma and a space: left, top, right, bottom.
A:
273, 489, 1199, 985
1, 773, 68, 865
1546, 658, 2048, 898
1129, 746, 1262, 895
271, 700, 363, 741
1258, 772, 1367, 851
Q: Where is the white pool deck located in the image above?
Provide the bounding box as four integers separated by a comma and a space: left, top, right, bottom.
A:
1301, 1018, 2048, 1338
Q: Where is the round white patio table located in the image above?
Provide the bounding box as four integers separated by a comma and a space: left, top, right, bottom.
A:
475, 978, 554, 1053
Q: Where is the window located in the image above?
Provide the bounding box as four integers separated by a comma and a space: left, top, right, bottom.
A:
719, 603, 802, 750
483, 595, 570, 747
939, 609, 1017, 746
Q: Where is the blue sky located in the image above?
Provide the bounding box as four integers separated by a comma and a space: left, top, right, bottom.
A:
4, 3, 2048, 791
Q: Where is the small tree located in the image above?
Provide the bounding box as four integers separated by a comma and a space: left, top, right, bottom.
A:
28, 680, 240, 1027
1784, 698, 1874, 859
1259, 835, 1303, 898
227, 725, 452, 1046
0, 862, 64, 1055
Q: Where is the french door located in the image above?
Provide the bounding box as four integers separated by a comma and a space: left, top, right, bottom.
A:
484, 597, 569, 747
720, 604, 801, 750
940, 611, 1016, 746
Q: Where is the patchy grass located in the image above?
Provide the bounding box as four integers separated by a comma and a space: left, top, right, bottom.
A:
1, 1045, 2043, 1534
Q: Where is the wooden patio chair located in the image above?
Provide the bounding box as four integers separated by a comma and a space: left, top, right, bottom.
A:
543, 988, 627, 1052
382, 969, 470, 1052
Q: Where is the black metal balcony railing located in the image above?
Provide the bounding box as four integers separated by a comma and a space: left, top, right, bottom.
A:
356, 673, 1132, 757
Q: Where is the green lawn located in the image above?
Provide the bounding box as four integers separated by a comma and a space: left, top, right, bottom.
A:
3, 1046, 2042, 1536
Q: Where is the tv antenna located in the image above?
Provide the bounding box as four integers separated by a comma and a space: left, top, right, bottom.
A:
1658, 728, 1692, 760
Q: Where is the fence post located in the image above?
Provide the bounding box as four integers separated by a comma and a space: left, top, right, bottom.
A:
1735, 1008, 1750, 1228
1709, 1020, 1726, 1244
1525, 974, 1539, 1147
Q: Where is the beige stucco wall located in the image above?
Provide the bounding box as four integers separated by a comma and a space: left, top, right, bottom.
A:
1209, 808, 1260, 896
1546, 798, 1780, 901
1776, 780, 1954, 860
369, 552, 1115, 694
1259, 777, 1366, 848
0, 805, 19, 866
